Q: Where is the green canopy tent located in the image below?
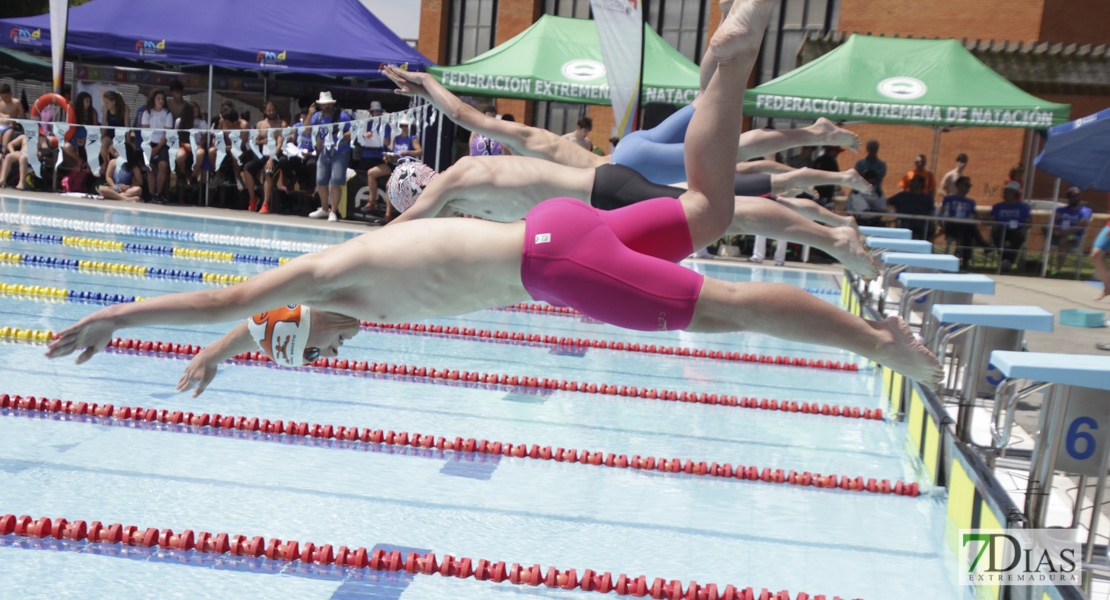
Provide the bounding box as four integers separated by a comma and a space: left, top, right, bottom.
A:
428, 15, 700, 107
744, 34, 1070, 128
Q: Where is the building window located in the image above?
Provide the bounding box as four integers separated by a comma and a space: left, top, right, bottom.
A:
534, 101, 588, 136
447, 0, 499, 64
752, 0, 838, 129
645, 0, 710, 65
544, 0, 591, 18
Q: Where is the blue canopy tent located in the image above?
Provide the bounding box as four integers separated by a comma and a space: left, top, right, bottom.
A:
1034, 106, 1110, 275
1035, 106, 1110, 192
0, 0, 431, 78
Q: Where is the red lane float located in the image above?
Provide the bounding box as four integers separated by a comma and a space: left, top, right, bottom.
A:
0, 393, 917, 498
94, 337, 882, 422
0, 512, 860, 600
358, 320, 860, 373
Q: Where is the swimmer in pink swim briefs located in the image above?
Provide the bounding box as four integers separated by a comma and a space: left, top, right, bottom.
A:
46, 0, 941, 393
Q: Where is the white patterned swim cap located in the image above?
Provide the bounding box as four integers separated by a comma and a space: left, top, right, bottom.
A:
387, 160, 438, 213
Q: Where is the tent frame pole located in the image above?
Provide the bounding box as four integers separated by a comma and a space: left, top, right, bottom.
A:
205, 64, 213, 208
1040, 177, 1062, 277
929, 126, 942, 193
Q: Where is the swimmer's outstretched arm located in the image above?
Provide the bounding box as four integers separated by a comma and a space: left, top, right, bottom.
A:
46, 256, 323, 363
176, 323, 256, 397
385, 66, 533, 153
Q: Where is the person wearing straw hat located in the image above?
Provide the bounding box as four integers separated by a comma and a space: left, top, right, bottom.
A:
46, 0, 943, 394
307, 91, 352, 222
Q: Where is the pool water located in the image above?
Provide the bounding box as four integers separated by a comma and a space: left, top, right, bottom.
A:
0, 197, 970, 600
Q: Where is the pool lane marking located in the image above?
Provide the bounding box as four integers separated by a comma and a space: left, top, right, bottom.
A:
0, 513, 857, 600
0, 212, 328, 253
0, 332, 884, 422
0, 393, 918, 497
0, 254, 249, 285
0, 281, 862, 374
0, 229, 286, 265
359, 322, 861, 373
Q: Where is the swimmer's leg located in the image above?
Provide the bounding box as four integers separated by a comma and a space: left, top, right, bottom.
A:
773, 194, 857, 229
727, 196, 876, 277
770, 167, 871, 195
735, 118, 862, 162
680, 0, 775, 249
687, 278, 942, 386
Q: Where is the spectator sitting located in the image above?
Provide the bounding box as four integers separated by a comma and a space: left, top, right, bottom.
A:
1051, 186, 1093, 274
98, 90, 128, 178
0, 134, 29, 189
0, 83, 26, 149
367, 114, 421, 221
939, 176, 990, 270
887, 175, 935, 241
845, 169, 886, 227
250, 100, 287, 213
468, 106, 502, 156
357, 100, 391, 214
899, 153, 936, 196
209, 101, 246, 207
97, 155, 143, 201
173, 102, 204, 204
990, 180, 1032, 270
63, 91, 99, 169
141, 87, 174, 204
280, 106, 317, 204
307, 91, 353, 222
785, 145, 815, 170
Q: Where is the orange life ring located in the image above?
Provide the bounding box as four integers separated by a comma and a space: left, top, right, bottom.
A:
30, 93, 76, 143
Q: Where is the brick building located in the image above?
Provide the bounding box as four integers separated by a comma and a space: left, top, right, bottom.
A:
417, 0, 1109, 208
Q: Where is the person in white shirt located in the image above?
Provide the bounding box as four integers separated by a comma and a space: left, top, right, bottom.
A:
141, 88, 175, 203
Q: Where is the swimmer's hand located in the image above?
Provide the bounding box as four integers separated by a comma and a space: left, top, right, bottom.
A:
45, 314, 117, 363
384, 66, 430, 99
178, 353, 219, 398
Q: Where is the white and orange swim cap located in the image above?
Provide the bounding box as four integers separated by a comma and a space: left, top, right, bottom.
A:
387, 160, 437, 213
247, 305, 313, 367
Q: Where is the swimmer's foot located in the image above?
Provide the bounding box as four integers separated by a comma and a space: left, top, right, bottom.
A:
868, 316, 943, 388
808, 117, 861, 152
828, 225, 878, 279
839, 168, 872, 194
709, 0, 777, 65
1096, 288, 1109, 301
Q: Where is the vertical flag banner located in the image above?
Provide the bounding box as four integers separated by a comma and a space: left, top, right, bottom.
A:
589, 0, 643, 138
48, 0, 69, 93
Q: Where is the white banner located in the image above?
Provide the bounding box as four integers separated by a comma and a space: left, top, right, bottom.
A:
590, 0, 643, 138
48, 0, 69, 93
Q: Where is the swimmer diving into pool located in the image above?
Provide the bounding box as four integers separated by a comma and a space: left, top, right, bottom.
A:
383, 157, 878, 278
46, 0, 942, 395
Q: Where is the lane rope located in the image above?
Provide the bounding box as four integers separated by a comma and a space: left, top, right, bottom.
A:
0, 212, 328, 253
0, 512, 855, 600
0, 253, 249, 285
0, 394, 916, 496
0, 330, 884, 421
1, 229, 285, 265
0, 283, 859, 373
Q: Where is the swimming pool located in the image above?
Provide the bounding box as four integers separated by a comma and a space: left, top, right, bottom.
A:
0, 196, 970, 599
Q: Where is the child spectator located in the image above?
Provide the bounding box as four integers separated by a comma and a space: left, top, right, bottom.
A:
97, 155, 143, 201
